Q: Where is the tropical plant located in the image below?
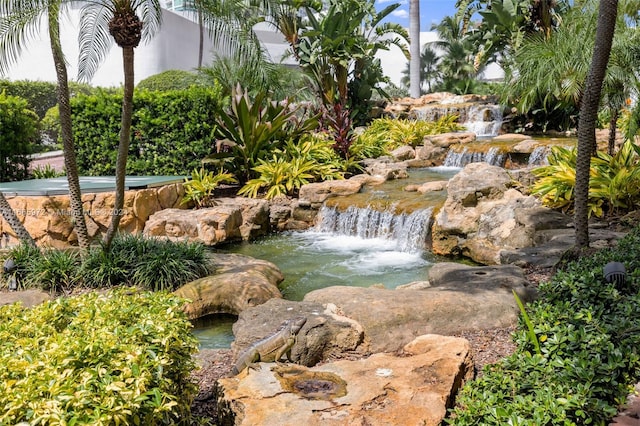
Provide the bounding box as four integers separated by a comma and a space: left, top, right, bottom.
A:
239, 155, 315, 199
20, 248, 81, 294
136, 69, 207, 90
208, 85, 318, 182
32, 164, 65, 179
0, 0, 91, 249
0, 289, 198, 424
182, 167, 238, 208
401, 45, 441, 94
76, 0, 163, 250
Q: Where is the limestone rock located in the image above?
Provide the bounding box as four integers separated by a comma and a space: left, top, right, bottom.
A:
424, 131, 476, 148
492, 133, 530, 142
231, 298, 367, 367
0, 289, 51, 308
215, 197, 270, 240
298, 180, 363, 209
304, 263, 532, 354
389, 145, 416, 161
173, 254, 283, 319
215, 334, 473, 426
363, 157, 409, 180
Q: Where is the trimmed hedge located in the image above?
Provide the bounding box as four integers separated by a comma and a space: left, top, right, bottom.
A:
0, 289, 199, 425
72, 85, 225, 176
0, 91, 39, 181
450, 227, 640, 425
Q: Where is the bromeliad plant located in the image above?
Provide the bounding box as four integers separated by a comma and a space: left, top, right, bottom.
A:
182, 167, 237, 208
207, 84, 318, 182
531, 142, 640, 217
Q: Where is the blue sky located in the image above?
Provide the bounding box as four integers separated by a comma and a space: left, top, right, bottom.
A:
376, 0, 458, 29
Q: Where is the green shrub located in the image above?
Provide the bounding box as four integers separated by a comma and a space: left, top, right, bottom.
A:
0, 288, 198, 424
532, 142, 640, 217
80, 234, 210, 291
0, 91, 39, 181
32, 164, 65, 179
137, 70, 209, 91
450, 226, 640, 424
72, 85, 225, 176
6, 235, 211, 293
182, 167, 238, 208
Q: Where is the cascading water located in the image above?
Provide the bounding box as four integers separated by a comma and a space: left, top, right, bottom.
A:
528, 146, 550, 166
463, 104, 503, 137
443, 146, 506, 168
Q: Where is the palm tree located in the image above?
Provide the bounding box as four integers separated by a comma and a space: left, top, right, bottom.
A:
401, 46, 441, 93
574, 0, 619, 249
0, 0, 91, 249
77, 0, 162, 249
0, 193, 36, 247
409, 0, 420, 98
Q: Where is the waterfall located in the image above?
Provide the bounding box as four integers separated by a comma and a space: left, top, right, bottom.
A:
315, 205, 433, 253
528, 146, 550, 166
463, 105, 503, 137
443, 146, 506, 168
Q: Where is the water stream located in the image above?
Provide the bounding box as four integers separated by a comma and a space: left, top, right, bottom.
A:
192, 167, 459, 349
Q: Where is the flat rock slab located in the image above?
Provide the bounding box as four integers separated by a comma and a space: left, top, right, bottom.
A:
215, 334, 473, 426
0, 289, 51, 308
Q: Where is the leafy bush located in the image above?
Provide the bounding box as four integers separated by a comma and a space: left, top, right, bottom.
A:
72, 85, 225, 176
0, 288, 198, 424
5, 235, 211, 293
207, 85, 319, 182
0, 91, 39, 181
136, 69, 209, 91
182, 168, 238, 208
32, 164, 65, 179
532, 142, 640, 217
450, 226, 640, 424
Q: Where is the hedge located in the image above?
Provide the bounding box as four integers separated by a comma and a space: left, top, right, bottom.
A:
0, 289, 199, 425
72, 85, 225, 176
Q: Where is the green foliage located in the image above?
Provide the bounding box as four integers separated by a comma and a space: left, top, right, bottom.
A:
136, 69, 208, 91
0, 91, 39, 181
450, 226, 640, 424
5, 235, 210, 293
351, 116, 463, 159
32, 164, 65, 179
182, 168, 238, 208
208, 85, 319, 182
0, 288, 198, 424
72, 85, 225, 176
532, 143, 640, 217
238, 133, 345, 199
40, 105, 61, 148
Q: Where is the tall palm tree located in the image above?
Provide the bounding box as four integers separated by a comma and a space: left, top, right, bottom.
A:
409, 0, 420, 98
401, 45, 441, 93
77, 0, 162, 250
0, 192, 36, 247
574, 0, 619, 248
0, 0, 91, 249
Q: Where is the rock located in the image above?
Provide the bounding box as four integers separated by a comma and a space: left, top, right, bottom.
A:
215, 197, 270, 240
215, 334, 473, 426
363, 157, 409, 180
298, 180, 363, 209
390, 145, 416, 161
415, 140, 447, 163
512, 139, 541, 153
173, 253, 283, 319
0, 289, 51, 308
231, 299, 367, 367
424, 132, 476, 148
304, 266, 532, 354
416, 180, 448, 193
430, 162, 571, 264
492, 133, 530, 142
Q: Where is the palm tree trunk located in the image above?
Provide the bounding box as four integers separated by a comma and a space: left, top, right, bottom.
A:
48, 1, 90, 249
574, 0, 618, 248
0, 192, 36, 247
409, 0, 421, 98
103, 46, 135, 249
198, 8, 204, 68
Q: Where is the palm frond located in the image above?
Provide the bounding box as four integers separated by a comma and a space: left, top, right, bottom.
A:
77, 3, 113, 82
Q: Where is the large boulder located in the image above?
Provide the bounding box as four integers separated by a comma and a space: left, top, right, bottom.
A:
144, 198, 269, 245
215, 334, 473, 426
431, 162, 572, 264
173, 254, 283, 319
298, 179, 364, 209
362, 157, 409, 180
231, 298, 367, 367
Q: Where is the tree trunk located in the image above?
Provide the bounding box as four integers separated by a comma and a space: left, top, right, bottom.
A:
0, 192, 36, 247
103, 46, 135, 250
198, 8, 204, 68
608, 107, 618, 155
409, 0, 421, 98
48, 1, 90, 249
574, 0, 618, 248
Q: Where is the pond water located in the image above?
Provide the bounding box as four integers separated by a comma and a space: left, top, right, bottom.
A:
192, 167, 460, 349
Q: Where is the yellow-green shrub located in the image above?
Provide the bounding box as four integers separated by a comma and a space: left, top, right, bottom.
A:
0, 289, 198, 425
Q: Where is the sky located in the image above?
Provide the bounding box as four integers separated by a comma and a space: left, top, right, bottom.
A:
376, 0, 459, 29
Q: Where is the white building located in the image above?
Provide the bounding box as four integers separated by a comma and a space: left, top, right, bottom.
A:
2, 6, 501, 88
